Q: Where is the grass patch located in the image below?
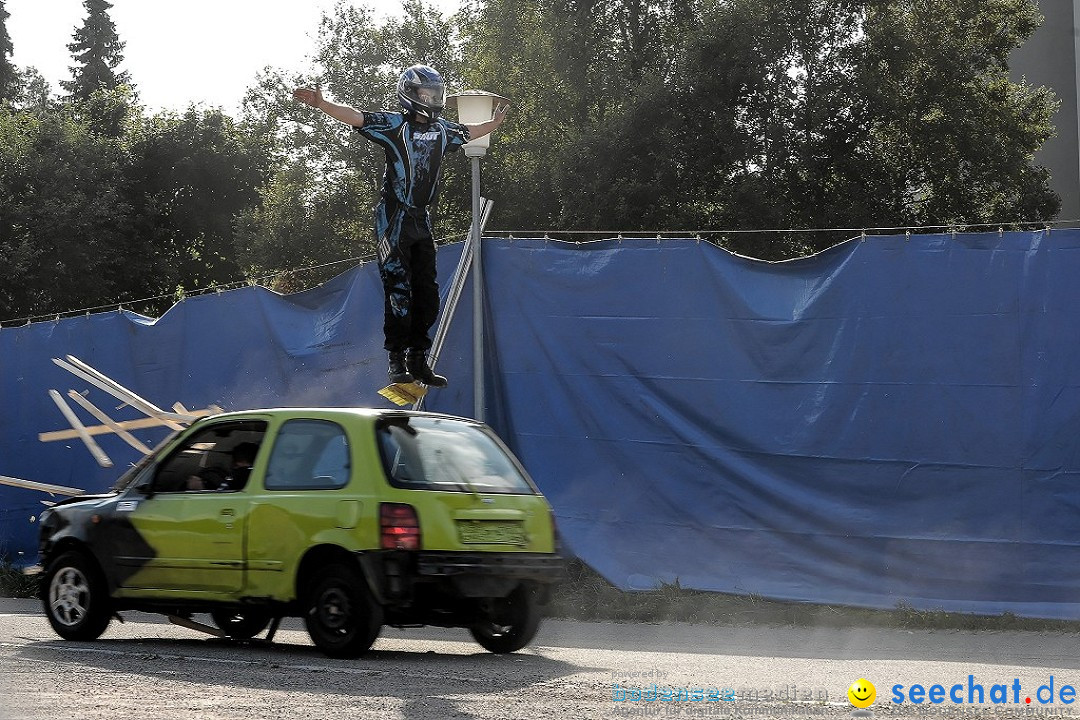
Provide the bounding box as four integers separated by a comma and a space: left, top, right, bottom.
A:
548, 560, 1080, 632
0, 559, 40, 599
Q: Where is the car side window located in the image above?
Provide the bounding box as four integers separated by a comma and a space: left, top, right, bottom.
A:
265, 419, 350, 491
151, 420, 267, 493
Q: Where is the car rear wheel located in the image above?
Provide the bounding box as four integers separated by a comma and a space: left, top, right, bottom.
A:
470, 585, 542, 653
210, 608, 272, 639
304, 563, 383, 658
42, 550, 112, 641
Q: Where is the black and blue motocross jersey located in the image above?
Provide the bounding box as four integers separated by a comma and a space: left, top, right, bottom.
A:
355, 111, 470, 209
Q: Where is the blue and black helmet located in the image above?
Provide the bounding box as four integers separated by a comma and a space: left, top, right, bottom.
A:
397, 64, 447, 121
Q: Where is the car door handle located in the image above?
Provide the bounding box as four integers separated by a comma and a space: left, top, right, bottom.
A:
220, 508, 235, 517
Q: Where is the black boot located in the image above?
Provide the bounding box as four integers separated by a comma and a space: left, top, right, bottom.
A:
407, 351, 448, 388
388, 351, 414, 384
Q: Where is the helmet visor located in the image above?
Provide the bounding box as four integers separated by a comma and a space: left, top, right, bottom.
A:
411, 82, 446, 111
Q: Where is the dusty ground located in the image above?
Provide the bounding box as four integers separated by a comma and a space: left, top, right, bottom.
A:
3, 598, 1080, 720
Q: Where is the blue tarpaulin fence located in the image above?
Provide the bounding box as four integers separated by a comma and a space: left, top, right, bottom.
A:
2, 230, 1079, 618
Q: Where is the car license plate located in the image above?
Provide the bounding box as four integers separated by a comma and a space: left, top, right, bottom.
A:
457, 520, 526, 545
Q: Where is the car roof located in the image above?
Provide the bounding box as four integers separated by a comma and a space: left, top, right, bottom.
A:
201, 407, 477, 425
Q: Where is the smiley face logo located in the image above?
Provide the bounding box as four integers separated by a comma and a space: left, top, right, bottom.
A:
847, 678, 876, 708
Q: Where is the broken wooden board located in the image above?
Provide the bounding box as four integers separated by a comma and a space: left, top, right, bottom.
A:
378, 382, 428, 406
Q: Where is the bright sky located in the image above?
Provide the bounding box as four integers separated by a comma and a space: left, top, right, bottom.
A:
6, 0, 462, 115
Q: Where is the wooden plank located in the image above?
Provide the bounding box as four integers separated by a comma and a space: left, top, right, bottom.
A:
38, 408, 219, 443
0, 475, 84, 496
68, 356, 204, 424
378, 382, 428, 406
168, 615, 225, 638
40, 415, 177, 442
48, 390, 113, 468
53, 356, 186, 428
66, 391, 152, 454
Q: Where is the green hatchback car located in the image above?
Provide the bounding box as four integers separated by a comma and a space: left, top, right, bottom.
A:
38, 408, 563, 657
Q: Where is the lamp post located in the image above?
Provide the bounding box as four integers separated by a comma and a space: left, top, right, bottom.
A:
448, 90, 507, 423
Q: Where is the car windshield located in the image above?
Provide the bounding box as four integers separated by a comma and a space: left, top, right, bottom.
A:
377, 416, 536, 495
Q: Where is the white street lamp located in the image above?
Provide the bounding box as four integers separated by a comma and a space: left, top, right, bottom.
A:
449, 90, 509, 157
448, 90, 508, 422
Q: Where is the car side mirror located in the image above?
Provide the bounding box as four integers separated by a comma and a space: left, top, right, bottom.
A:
136, 483, 155, 498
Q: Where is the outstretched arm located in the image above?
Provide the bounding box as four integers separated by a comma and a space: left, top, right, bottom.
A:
293, 87, 366, 127
464, 103, 510, 140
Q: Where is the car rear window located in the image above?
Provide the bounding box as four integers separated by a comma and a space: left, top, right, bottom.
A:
377, 417, 536, 495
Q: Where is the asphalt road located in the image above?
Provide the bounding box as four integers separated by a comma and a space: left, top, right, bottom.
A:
2, 597, 1080, 720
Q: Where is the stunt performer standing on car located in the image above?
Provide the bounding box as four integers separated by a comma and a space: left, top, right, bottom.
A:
293, 65, 508, 388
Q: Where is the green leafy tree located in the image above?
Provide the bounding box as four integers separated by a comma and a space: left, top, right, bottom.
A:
0, 109, 141, 319
482, 0, 1058, 258
855, 0, 1058, 227
454, 0, 568, 229
0, 9, 269, 320
662, 0, 873, 255
0, 104, 271, 320
126, 108, 273, 298
234, 164, 373, 290
13, 67, 53, 113
0, 0, 16, 104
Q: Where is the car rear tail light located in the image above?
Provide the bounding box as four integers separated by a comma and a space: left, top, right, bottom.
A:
380, 503, 421, 550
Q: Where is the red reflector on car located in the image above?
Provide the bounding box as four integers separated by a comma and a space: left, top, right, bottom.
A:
380, 503, 420, 550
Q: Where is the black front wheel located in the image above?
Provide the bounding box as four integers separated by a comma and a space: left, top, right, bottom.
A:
304, 563, 383, 658
210, 608, 273, 639
42, 550, 112, 641
470, 585, 543, 654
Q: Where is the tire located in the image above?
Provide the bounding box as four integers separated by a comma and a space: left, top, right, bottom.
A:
42, 550, 112, 641
470, 585, 543, 654
304, 563, 383, 658
210, 608, 272, 639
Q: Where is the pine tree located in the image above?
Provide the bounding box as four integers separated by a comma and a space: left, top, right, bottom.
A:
61, 0, 130, 100
0, 0, 17, 103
